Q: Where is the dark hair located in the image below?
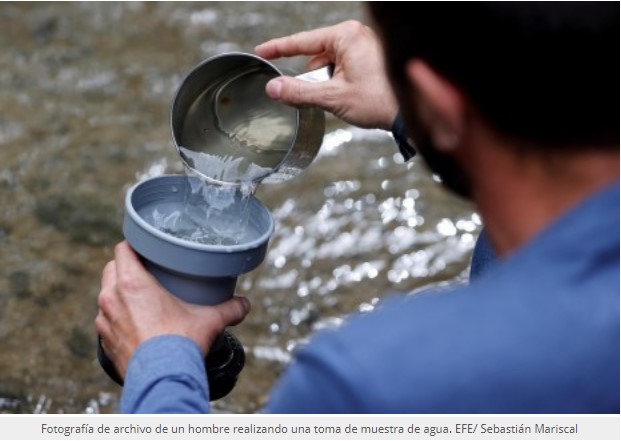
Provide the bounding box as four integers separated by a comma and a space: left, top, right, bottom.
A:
369, 2, 619, 149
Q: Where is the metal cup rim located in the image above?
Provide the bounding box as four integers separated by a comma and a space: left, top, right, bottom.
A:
170, 52, 301, 187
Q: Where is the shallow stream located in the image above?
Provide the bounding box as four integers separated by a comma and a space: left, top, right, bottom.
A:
0, 2, 479, 413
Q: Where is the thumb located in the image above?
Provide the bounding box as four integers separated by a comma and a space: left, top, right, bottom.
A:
266, 76, 334, 109
211, 296, 251, 328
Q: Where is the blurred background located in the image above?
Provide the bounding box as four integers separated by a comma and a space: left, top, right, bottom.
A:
0, 2, 480, 413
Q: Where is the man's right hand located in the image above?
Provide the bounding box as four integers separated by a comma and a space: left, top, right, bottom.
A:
95, 241, 250, 379
255, 20, 398, 131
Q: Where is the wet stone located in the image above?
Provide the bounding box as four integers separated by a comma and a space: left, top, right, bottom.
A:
35, 194, 121, 246
0, 378, 27, 414
35, 281, 68, 307
0, 170, 16, 189
0, 291, 6, 321
34, 16, 59, 45
0, 223, 10, 240
67, 327, 92, 359
60, 261, 86, 277
106, 148, 128, 164
9, 270, 32, 299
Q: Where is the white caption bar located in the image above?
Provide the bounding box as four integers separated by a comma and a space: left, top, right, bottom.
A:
1, 414, 618, 441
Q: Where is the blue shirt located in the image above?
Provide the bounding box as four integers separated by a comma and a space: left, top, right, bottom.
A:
121, 182, 620, 413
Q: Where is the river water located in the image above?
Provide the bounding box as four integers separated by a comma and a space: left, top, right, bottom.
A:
0, 2, 480, 413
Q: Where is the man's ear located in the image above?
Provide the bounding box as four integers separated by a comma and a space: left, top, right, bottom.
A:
406, 60, 466, 152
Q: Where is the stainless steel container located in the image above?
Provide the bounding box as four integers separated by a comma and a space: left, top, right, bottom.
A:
171, 52, 329, 186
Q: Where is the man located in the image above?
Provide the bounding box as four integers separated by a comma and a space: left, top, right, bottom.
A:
96, 3, 619, 413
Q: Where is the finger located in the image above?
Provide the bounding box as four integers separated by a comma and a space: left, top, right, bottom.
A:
101, 260, 117, 289
114, 241, 147, 282
212, 296, 251, 328
266, 76, 337, 109
307, 53, 333, 71
255, 25, 340, 59
95, 310, 112, 338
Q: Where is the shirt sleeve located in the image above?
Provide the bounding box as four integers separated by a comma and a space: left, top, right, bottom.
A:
120, 335, 210, 414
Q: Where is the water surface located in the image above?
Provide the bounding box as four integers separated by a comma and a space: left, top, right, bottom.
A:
0, 2, 479, 413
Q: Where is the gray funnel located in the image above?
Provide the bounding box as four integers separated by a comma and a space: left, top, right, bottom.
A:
122, 174, 274, 305
98, 174, 273, 400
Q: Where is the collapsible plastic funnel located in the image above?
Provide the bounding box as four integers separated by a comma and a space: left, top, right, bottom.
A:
98, 174, 274, 400
123, 174, 274, 304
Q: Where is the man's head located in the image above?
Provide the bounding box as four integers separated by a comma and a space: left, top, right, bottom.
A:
369, 3, 619, 197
